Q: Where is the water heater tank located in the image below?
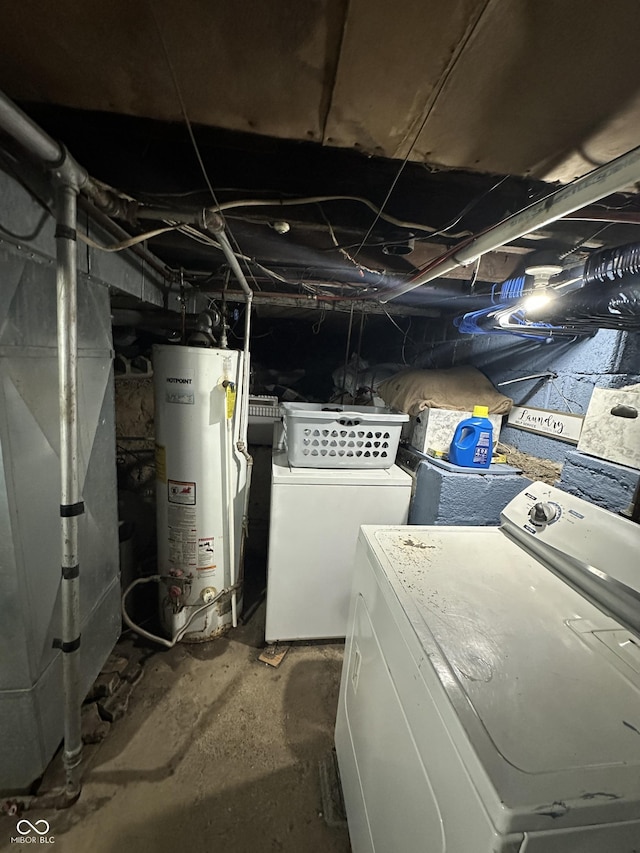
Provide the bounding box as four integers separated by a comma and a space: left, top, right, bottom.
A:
153, 345, 247, 641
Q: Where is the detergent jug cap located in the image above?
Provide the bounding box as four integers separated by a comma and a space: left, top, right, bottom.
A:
473, 405, 489, 417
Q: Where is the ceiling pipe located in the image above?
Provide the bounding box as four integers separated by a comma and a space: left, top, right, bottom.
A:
383, 144, 640, 302
0, 89, 134, 216
0, 90, 84, 186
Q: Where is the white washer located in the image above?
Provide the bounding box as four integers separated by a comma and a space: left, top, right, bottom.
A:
265, 449, 412, 642
335, 482, 640, 852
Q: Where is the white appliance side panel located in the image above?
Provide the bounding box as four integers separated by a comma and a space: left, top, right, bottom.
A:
265, 481, 410, 642
360, 524, 640, 834
271, 451, 413, 486
335, 543, 525, 853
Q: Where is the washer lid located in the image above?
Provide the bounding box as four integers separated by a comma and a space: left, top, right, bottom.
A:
365, 525, 640, 829
271, 450, 412, 486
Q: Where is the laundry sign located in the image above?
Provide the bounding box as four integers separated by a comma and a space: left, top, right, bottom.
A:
507, 405, 584, 444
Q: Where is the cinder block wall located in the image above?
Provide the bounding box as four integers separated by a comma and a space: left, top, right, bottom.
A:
414, 327, 640, 463
558, 451, 639, 513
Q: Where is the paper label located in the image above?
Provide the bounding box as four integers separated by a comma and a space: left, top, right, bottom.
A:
168, 504, 197, 570
197, 537, 216, 570
225, 385, 237, 420
165, 368, 194, 404
168, 479, 196, 505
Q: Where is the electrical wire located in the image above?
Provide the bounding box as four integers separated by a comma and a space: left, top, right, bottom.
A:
0, 210, 48, 242
318, 205, 385, 277
77, 224, 180, 252
175, 222, 387, 296
417, 175, 511, 242
121, 575, 240, 648
468, 257, 481, 291
400, 316, 412, 365
380, 304, 416, 353
351, 1, 493, 261
558, 223, 613, 260
140, 193, 458, 235
176, 223, 290, 284
312, 306, 327, 334
147, 0, 261, 295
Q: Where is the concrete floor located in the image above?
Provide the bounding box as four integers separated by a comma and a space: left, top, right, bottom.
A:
0, 605, 351, 853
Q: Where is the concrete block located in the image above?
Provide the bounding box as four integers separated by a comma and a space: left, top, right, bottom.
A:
86, 671, 121, 701
81, 702, 111, 744
121, 660, 144, 685
98, 680, 134, 723
499, 425, 573, 464
101, 654, 128, 675
409, 461, 532, 526
558, 450, 639, 513
615, 329, 640, 370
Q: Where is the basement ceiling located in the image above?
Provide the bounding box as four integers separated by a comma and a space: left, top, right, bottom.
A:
1, 0, 640, 314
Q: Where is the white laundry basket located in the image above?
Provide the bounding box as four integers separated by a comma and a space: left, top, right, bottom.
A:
282, 402, 408, 468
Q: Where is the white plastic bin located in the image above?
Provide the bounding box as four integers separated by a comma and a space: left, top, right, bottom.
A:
248, 395, 281, 445
282, 402, 408, 468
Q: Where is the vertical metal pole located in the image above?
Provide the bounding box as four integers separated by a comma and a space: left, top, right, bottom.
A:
55, 182, 83, 799
341, 302, 355, 403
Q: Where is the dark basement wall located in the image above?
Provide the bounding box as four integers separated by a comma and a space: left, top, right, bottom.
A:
414, 325, 640, 464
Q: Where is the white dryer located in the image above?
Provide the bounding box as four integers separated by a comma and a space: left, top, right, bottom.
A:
335, 482, 640, 852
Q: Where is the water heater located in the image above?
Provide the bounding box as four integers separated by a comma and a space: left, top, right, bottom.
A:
153, 344, 247, 641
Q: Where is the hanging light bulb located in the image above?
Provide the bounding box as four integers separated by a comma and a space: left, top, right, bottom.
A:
523, 253, 563, 313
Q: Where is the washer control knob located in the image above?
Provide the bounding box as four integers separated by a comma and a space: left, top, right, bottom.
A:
529, 502, 557, 526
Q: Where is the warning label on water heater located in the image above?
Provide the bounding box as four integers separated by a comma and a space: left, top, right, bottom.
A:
168, 504, 197, 569
168, 479, 196, 505
197, 537, 216, 570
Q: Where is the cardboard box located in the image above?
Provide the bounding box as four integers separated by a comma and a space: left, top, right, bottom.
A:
410, 408, 503, 455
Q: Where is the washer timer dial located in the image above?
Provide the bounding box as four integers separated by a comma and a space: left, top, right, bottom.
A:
529, 501, 559, 527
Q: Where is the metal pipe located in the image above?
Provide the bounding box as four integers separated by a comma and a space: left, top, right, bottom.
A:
234, 307, 253, 627
0, 90, 87, 190
0, 89, 138, 220
497, 372, 558, 386
206, 225, 253, 444
206, 222, 254, 625
136, 205, 211, 228
385, 144, 640, 301
187, 288, 439, 316
55, 183, 83, 800
205, 225, 252, 452
341, 302, 355, 402
121, 575, 239, 648
222, 382, 237, 628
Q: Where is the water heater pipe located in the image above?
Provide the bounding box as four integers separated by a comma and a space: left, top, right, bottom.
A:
221, 378, 237, 628
384, 143, 640, 301
121, 575, 239, 648
208, 223, 254, 627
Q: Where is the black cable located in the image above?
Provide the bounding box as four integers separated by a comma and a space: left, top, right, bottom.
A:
147, 0, 261, 295
417, 175, 510, 241
351, 0, 493, 261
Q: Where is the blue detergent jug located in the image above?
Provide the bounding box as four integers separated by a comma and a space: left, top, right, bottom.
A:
449, 405, 493, 469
